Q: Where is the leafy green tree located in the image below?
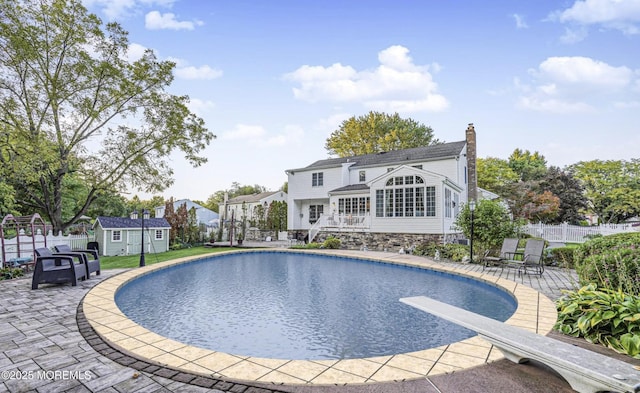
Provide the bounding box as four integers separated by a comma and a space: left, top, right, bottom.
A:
477, 157, 519, 194
570, 159, 640, 223
85, 190, 129, 219
454, 199, 521, 260
508, 149, 547, 182
538, 166, 587, 224
325, 111, 440, 157
0, 0, 214, 234
0, 181, 17, 216
267, 200, 287, 232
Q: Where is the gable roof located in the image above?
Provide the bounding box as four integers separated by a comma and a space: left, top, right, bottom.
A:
94, 216, 171, 229
290, 141, 466, 171
228, 191, 283, 204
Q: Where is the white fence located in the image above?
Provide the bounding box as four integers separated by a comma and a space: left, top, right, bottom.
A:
1, 232, 94, 263
522, 222, 638, 243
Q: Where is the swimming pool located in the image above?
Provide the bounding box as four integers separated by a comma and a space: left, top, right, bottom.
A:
115, 251, 517, 360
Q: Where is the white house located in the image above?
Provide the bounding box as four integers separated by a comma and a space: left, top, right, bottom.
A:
223, 191, 288, 226
285, 124, 478, 245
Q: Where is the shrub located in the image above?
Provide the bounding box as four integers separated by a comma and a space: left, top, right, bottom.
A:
412, 242, 469, 262
322, 236, 341, 249
555, 284, 640, 359
547, 246, 576, 268
573, 233, 640, 296
0, 267, 24, 280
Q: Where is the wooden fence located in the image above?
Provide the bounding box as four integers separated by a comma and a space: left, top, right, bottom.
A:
522, 222, 638, 243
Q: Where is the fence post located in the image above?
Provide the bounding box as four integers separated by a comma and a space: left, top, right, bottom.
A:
562, 222, 568, 243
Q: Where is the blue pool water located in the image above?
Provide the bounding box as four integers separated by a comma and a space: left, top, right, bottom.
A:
115, 251, 517, 360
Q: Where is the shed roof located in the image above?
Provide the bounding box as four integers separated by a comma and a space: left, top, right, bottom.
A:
94, 216, 171, 229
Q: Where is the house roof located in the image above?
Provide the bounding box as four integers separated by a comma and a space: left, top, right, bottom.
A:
289, 141, 466, 171
94, 216, 171, 229
329, 184, 370, 194
228, 191, 282, 204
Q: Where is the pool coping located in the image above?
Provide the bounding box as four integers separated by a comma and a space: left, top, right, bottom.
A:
81, 249, 558, 386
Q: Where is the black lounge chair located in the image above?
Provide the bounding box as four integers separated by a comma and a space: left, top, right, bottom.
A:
53, 244, 101, 277
504, 238, 546, 275
32, 247, 87, 289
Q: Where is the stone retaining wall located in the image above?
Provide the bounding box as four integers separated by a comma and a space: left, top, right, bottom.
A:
310, 231, 443, 252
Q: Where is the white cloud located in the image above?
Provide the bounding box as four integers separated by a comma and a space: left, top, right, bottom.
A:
559, 27, 589, 43
517, 56, 635, 113
125, 43, 148, 62
284, 45, 449, 113
221, 124, 303, 147
186, 98, 216, 116
550, 0, 640, 38
145, 11, 203, 30
83, 0, 176, 20
175, 65, 223, 80
512, 13, 529, 29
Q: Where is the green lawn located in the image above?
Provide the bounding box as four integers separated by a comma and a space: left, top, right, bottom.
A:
100, 246, 236, 269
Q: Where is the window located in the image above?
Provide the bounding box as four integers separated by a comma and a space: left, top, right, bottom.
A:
309, 205, 323, 223
376, 190, 384, 217
112, 230, 121, 242
337, 197, 370, 215
155, 230, 163, 240
312, 172, 323, 187
359, 171, 366, 182
445, 188, 452, 218
425, 186, 436, 216
374, 175, 436, 218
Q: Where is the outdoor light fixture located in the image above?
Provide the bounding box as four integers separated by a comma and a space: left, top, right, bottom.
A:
131, 209, 150, 267
469, 200, 476, 264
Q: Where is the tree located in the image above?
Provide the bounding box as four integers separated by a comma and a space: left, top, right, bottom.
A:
477, 157, 519, 195
538, 166, 587, 224
570, 159, 640, 223
266, 200, 287, 232
508, 149, 547, 182
520, 190, 561, 223
325, 111, 440, 157
0, 0, 214, 234
453, 199, 521, 259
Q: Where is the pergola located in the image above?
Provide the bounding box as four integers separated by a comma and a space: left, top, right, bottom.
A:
1, 214, 48, 264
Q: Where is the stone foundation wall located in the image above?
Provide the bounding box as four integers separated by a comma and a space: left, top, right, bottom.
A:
310, 231, 443, 253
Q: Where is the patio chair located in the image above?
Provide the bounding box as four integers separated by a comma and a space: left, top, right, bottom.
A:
53, 244, 101, 277
32, 247, 87, 289
504, 238, 546, 275
482, 238, 519, 270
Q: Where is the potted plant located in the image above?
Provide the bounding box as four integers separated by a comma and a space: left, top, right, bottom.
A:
236, 233, 244, 245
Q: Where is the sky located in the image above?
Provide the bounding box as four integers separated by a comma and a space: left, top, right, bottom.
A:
82, 0, 640, 202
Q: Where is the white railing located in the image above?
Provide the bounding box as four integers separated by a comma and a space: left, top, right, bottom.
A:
308, 213, 371, 243
1, 232, 94, 262
522, 222, 637, 243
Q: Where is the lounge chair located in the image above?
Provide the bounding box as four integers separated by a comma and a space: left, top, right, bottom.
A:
32, 247, 87, 289
504, 238, 546, 275
482, 238, 519, 270
53, 244, 101, 277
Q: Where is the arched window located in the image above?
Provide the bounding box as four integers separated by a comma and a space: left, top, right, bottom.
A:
375, 175, 435, 218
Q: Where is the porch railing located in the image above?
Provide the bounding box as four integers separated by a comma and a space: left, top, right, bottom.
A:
308, 213, 370, 243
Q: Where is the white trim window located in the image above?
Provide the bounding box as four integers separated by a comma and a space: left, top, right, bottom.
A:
309, 205, 323, 224
112, 230, 122, 242
312, 172, 323, 187
155, 229, 163, 240
375, 175, 436, 218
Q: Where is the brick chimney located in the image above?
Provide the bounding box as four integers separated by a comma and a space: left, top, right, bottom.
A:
466, 123, 477, 203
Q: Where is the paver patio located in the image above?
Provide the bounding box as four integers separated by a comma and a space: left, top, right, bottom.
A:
1, 247, 633, 393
